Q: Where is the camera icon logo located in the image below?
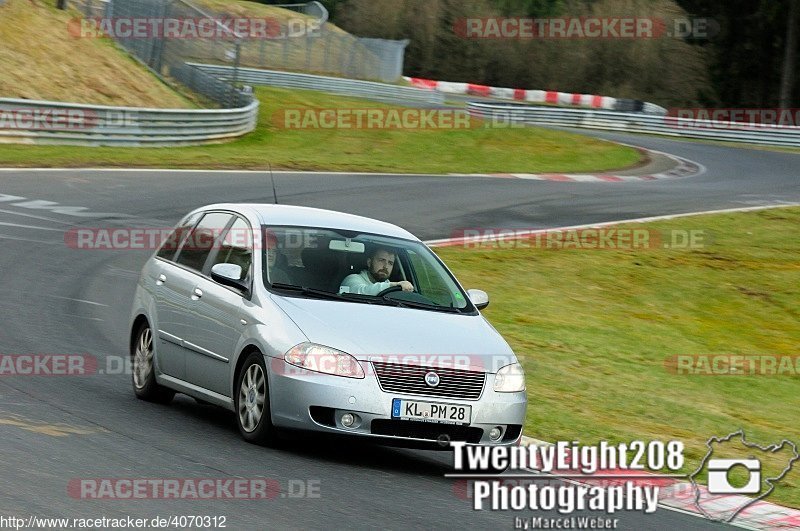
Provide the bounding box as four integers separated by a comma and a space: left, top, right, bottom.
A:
707, 458, 761, 494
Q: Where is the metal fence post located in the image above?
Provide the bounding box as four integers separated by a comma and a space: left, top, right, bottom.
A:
322, 29, 331, 72
259, 38, 267, 67
230, 38, 242, 108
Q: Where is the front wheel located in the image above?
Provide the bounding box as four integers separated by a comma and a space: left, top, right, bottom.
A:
131, 324, 174, 404
235, 352, 278, 446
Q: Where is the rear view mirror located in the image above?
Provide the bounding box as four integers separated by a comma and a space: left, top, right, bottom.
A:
329, 240, 365, 253
210, 263, 249, 295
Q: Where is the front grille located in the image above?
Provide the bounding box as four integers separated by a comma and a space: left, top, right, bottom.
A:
371, 419, 483, 444
372, 361, 485, 400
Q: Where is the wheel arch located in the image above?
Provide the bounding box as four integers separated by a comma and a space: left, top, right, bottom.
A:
232, 343, 265, 396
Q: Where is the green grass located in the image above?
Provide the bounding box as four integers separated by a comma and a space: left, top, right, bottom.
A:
0, 0, 191, 107
434, 207, 800, 508
0, 87, 641, 173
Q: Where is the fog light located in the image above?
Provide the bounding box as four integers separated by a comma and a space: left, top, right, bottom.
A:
341, 413, 355, 428
489, 426, 503, 441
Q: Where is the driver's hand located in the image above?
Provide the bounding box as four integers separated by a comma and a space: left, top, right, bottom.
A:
396, 280, 414, 292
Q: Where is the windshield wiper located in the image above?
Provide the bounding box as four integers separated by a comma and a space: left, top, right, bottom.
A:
340, 292, 400, 306
271, 284, 393, 306
379, 297, 463, 313
270, 283, 345, 301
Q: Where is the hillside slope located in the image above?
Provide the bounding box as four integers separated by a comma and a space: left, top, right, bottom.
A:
0, 0, 191, 107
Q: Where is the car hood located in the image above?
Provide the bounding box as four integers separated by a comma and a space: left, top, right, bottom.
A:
271, 295, 516, 372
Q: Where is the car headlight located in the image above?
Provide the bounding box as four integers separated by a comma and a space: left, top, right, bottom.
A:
493, 362, 525, 392
284, 342, 365, 379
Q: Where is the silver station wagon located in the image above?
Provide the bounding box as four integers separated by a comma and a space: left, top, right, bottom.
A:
130, 204, 527, 449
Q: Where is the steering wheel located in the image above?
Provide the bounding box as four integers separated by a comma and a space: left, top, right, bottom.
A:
376, 285, 403, 297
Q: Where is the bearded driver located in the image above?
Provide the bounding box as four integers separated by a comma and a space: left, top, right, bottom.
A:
339, 247, 414, 295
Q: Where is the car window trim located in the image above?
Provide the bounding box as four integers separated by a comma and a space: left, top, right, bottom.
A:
257, 224, 476, 313
158, 209, 255, 301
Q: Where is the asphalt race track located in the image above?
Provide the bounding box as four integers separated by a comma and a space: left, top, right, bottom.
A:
0, 131, 797, 529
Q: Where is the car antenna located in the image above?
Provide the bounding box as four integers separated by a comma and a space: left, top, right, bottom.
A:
268, 162, 279, 204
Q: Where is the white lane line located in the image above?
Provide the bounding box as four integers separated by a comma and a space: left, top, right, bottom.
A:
0, 168, 433, 176
0, 234, 60, 245
0, 221, 64, 232
0, 208, 75, 225
46, 296, 109, 307
0, 146, 710, 182
60, 313, 104, 322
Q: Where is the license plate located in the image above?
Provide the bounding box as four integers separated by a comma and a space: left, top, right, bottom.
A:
391, 398, 471, 424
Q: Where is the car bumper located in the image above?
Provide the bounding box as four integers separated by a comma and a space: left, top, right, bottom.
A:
267, 358, 527, 449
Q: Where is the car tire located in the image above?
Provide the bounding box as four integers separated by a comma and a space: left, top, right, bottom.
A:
131, 323, 175, 404
235, 351, 278, 446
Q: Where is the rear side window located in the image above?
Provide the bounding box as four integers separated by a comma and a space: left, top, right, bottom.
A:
174, 212, 234, 273
156, 212, 201, 261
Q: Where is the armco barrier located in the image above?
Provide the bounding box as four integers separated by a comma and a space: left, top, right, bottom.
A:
468, 102, 800, 147
192, 64, 444, 106
0, 97, 259, 147
405, 76, 669, 115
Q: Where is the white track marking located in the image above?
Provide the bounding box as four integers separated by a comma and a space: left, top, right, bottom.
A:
0, 234, 60, 245
0, 207, 76, 224
0, 221, 65, 232
46, 296, 108, 307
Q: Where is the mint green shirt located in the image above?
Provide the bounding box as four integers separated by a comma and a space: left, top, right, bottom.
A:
340, 270, 391, 295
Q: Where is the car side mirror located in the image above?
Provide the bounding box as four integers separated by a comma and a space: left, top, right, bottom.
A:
210, 263, 249, 295
467, 289, 489, 310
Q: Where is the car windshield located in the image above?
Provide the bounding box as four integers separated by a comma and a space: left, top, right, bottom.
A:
262, 226, 472, 311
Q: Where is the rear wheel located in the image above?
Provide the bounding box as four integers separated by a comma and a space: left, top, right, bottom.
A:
235, 351, 278, 446
131, 324, 174, 404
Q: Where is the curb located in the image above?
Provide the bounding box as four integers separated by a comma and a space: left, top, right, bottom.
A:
403, 76, 666, 115
448, 148, 705, 183
518, 436, 800, 529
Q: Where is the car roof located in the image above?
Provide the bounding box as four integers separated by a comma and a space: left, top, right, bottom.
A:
199, 203, 419, 241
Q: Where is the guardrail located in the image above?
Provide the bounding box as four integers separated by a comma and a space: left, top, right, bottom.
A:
192, 64, 444, 105
468, 102, 800, 147
0, 96, 258, 147
270, 1, 330, 25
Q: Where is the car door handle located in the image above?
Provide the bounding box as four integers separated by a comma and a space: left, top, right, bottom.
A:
156, 274, 166, 285
191, 287, 203, 300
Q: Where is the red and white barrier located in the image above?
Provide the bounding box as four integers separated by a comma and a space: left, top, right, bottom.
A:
404, 76, 617, 110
